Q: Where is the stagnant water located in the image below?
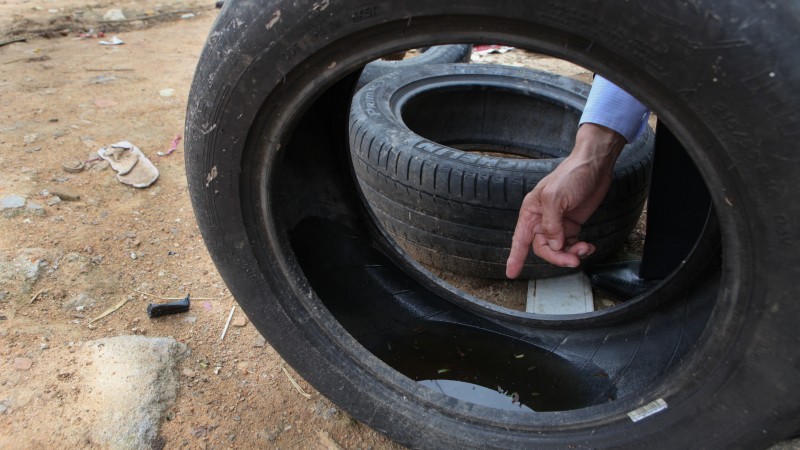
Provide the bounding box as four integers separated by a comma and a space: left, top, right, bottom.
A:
290, 217, 615, 413
368, 322, 603, 412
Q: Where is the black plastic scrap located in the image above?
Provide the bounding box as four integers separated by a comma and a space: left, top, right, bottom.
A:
147, 294, 190, 318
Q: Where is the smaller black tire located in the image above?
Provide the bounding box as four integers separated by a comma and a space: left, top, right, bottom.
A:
356, 45, 473, 90
349, 64, 655, 279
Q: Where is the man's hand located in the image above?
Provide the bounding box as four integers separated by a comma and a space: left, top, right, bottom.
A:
506, 124, 627, 279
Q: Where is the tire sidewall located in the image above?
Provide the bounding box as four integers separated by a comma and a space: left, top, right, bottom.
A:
186, 1, 800, 447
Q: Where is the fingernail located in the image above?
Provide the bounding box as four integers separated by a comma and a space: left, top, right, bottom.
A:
548, 239, 559, 249
566, 263, 578, 268
577, 249, 587, 257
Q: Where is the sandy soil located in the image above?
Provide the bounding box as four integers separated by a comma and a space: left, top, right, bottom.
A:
0, 3, 400, 448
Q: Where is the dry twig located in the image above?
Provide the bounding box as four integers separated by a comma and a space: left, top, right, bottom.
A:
282, 366, 313, 399
29, 289, 47, 304
89, 297, 131, 324
0, 37, 26, 48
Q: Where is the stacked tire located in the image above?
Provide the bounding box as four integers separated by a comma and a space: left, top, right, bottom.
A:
356, 45, 473, 89
349, 64, 655, 278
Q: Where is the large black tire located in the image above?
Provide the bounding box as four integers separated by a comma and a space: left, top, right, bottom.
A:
355, 44, 473, 89
350, 64, 654, 279
185, 1, 800, 448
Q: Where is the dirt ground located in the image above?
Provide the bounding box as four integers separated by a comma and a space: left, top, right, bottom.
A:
0, 2, 402, 448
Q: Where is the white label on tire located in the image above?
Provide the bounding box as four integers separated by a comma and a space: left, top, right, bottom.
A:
627, 398, 668, 422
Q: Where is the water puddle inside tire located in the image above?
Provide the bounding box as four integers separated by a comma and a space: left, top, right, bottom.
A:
290, 217, 615, 413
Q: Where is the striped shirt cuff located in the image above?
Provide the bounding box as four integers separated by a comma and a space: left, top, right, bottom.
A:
579, 75, 650, 143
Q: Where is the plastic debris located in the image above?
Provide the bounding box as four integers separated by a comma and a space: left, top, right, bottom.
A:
103, 9, 126, 21
473, 45, 514, 55
220, 305, 236, 341
157, 135, 181, 157
97, 141, 159, 188
158, 88, 175, 98
147, 294, 191, 318
78, 29, 105, 39
99, 36, 124, 46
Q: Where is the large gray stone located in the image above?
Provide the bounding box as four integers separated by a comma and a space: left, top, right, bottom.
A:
84, 336, 189, 449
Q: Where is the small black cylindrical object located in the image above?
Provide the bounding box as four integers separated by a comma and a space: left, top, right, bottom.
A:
147, 295, 190, 318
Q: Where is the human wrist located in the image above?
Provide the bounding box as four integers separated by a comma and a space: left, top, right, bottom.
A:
569, 123, 626, 170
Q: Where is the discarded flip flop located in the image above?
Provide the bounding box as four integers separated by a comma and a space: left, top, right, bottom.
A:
97, 141, 139, 175
98, 141, 159, 188
117, 155, 159, 188
61, 159, 85, 173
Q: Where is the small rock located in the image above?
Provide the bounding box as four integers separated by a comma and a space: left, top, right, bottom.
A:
256, 427, 280, 442
159, 88, 175, 98
183, 315, 197, 324
26, 202, 44, 215
180, 13, 195, 19
0, 253, 44, 284
232, 316, 247, 327
13, 357, 33, 370
62, 293, 96, 311
182, 368, 195, 378
103, 8, 126, 21
252, 335, 267, 348
130, 252, 137, 260
47, 196, 62, 206
61, 159, 84, 173
40, 343, 49, 350
48, 186, 80, 201
314, 400, 338, 420
0, 401, 7, 415
600, 299, 615, 308
23, 133, 38, 144
1, 195, 26, 210
90, 75, 117, 84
